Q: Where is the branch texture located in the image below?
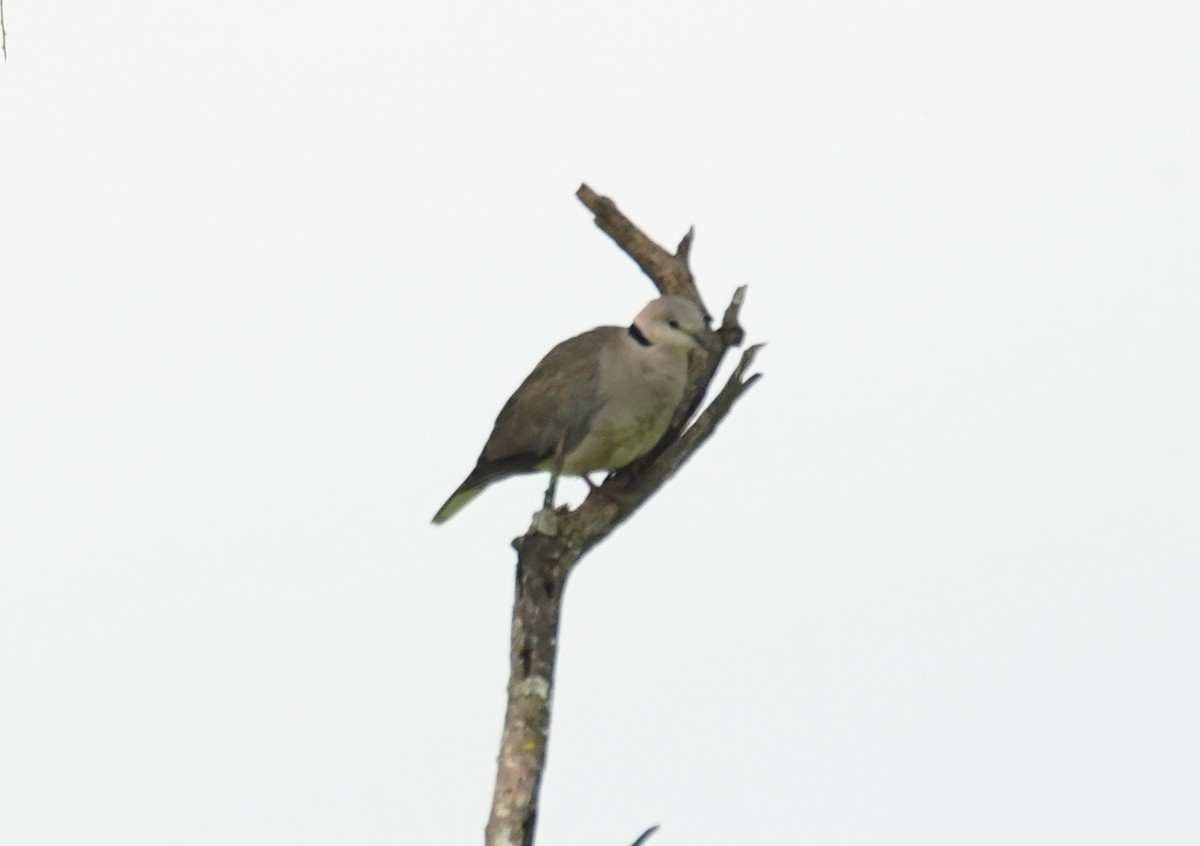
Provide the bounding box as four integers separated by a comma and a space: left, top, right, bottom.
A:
484, 187, 763, 846
576, 184, 706, 312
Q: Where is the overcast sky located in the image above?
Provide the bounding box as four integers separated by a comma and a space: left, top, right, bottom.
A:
2, 2, 1198, 844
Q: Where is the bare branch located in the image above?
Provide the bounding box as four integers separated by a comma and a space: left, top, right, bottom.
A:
484, 541, 568, 846
629, 824, 661, 846
676, 227, 694, 263
2, 0, 8, 61
720, 283, 748, 347
660, 283, 748, 444
485, 187, 764, 846
576, 183, 707, 314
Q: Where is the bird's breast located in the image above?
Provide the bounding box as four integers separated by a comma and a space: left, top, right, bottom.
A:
561, 347, 688, 473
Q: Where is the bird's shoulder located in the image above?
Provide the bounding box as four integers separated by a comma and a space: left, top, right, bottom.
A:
478, 326, 622, 462
528, 325, 622, 376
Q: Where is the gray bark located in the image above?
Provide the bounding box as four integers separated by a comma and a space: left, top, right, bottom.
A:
484, 186, 763, 846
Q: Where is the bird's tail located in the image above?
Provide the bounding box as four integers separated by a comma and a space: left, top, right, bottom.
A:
431, 483, 488, 524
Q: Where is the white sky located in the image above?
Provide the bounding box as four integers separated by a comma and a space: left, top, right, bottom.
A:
2, 1, 1198, 844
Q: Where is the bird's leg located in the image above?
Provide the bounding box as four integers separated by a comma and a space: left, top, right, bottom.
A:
542, 435, 567, 511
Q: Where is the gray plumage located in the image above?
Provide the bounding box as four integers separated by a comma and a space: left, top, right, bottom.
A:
432, 296, 709, 524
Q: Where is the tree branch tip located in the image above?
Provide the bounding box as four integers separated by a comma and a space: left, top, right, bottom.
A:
629, 824, 661, 846
742, 340, 766, 362
730, 342, 766, 384
676, 226, 695, 260
575, 184, 615, 220
720, 285, 749, 335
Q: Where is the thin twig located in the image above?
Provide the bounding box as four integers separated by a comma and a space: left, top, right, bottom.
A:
2, 0, 8, 62
629, 824, 660, 846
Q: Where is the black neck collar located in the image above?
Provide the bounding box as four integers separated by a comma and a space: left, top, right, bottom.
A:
627, 323, 652, 347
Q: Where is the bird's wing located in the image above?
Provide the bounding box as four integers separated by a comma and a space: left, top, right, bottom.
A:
467, 327, 617, 480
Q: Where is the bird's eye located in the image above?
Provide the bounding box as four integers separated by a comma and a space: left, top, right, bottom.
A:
668, 319, 680, 329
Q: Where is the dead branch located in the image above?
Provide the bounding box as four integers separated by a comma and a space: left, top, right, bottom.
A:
576, 184, 706, 312
629, 825, 660, 846
484, 186, 763, 846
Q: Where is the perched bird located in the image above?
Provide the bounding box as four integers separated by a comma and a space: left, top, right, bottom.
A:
432, 296, 709, 523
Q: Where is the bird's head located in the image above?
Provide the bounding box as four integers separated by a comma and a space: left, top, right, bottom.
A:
630, 296, 710, 352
